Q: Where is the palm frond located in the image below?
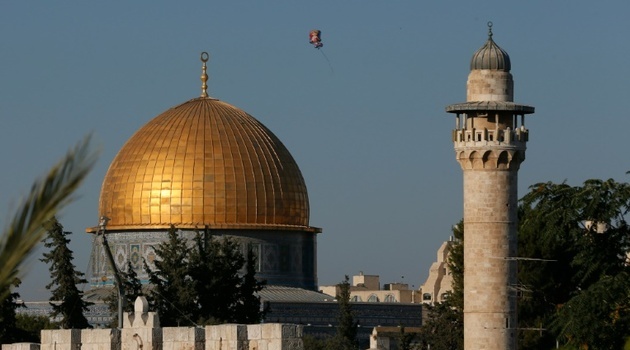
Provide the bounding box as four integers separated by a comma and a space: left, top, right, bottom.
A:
0, 136, 98, 300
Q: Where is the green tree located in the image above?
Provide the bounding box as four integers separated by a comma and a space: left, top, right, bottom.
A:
41, 217, 92, 329
146, 227, 266, 326
145, 225, 196, 327
105, 260, 143, 327
332, 275, 358, 350
15, 314, 60, 343
302, 335, 326, 350
418, 300, 463, 350
0, 137, 96, 302
447, 221, 464, 311
0, 279, 24, 344
518, 179, 630, 349
189, 230, 244, 324
233, 247, 266, 324
397, 326, 416, 350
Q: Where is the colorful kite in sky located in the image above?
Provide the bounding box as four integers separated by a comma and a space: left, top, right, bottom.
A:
309, 30, 323, 49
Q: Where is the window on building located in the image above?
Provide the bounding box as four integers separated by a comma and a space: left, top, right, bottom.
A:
367, 294, 379, 302
423, 293, 432, 301
351, 296, 362, 302
384, 294, 396, 302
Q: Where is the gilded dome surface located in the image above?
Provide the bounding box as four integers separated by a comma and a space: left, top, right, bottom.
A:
98, 97, 312, 231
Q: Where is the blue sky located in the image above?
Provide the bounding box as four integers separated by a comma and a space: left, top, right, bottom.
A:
2, 1, 629, 301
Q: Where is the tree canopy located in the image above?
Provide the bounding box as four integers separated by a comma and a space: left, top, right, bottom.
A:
144, 226, 265, 326
518, 178, 630, 349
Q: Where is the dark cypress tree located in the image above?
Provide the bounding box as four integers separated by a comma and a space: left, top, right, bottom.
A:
41, 217, 92, 329
144, 225, 196, 326
233, 247, 266, 323
331, 275, 358, 349
0, 278, 24, 344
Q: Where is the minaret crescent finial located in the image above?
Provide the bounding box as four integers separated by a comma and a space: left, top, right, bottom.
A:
487, 21, 493, 38
200, 52, 209, 98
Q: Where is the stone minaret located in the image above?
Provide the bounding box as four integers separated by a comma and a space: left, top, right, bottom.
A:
446, 23, 534, 350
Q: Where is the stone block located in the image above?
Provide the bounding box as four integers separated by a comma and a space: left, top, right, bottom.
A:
2, 344, 40, 350
246, 325, 261, 340
121, 328, 162, 350
205, 325, 248, 350
163, 327, 204, 350
41, 330, 81, 350
81, 329, 120, 350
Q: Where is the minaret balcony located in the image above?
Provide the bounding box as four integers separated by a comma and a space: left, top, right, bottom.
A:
452, 127, 528, 148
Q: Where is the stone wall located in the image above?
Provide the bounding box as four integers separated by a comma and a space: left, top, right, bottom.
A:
4, 298, 305, 350
5, 324, 305, 350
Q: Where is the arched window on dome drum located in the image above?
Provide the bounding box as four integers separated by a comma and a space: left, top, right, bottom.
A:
384, 294, 397, 302
367, 294, 379, 302
351, 295, 362, 302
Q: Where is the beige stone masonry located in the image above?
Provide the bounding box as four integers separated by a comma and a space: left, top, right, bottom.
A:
4, 298, 304, 350
247, 324, 303, 350
2, 344, 40, 350
122, 297, 162, 350
204, 324, 248, 350
41, 329, 81, 350
81, 329, 121, 350
162, 328, 204, 350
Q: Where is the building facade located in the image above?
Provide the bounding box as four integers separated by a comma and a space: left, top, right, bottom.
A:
420, 240, 454, 305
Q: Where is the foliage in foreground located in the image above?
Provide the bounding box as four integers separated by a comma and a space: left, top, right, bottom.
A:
0, 136, 97, 302
0, 137, 96, 340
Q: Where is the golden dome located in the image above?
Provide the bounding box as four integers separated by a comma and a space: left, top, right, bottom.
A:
97, 97, 314, 232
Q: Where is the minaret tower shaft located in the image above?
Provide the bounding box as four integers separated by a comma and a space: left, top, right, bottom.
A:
446, 23, 534, 350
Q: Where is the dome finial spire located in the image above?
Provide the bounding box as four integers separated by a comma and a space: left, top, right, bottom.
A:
487, 21, 493, 38
200, 52, 209, 98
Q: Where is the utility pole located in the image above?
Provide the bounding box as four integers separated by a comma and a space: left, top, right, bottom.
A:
97, 216, 126, 328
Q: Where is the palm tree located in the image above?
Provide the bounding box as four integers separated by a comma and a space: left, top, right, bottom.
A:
0, 136, 97, 301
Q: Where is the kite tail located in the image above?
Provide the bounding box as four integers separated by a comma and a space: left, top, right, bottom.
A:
319, 49, 334, 74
